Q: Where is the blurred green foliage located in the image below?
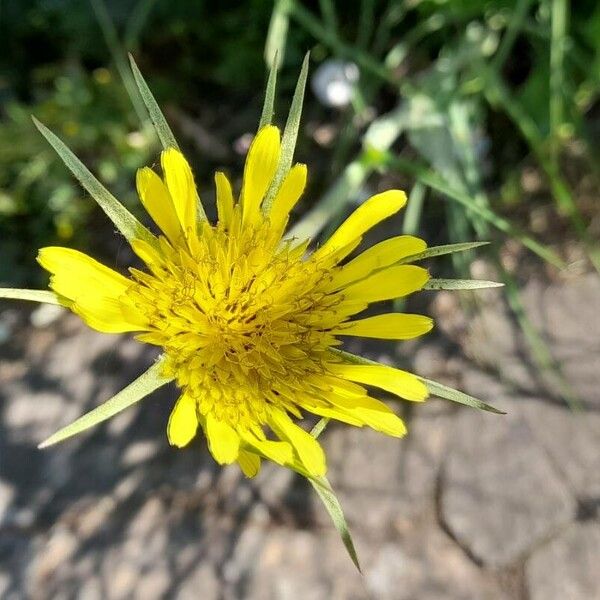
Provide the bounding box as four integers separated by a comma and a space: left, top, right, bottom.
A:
1, 0, 599, 290
0, 0, 285, 285
0, 66, 156, 285
277, 0, 600, 408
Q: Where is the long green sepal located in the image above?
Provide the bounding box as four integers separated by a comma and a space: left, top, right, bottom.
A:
128, 53, 179, 150
424, 278, 504, 291
310, 417, 330, 438
309, 475, 361, 572
399, 241, 490, 264
0, 289, 60, 305
263, 52, 310, 213
420, 377, 506, 414
32, 117, 157, 248
128, 55, 207, 222
259, 53, 279, 129
331, 348, 504, 414
306, 416, 359, 570
38, 358, 172, 448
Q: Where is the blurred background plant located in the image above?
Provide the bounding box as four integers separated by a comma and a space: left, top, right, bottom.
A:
1, 0, 599, 402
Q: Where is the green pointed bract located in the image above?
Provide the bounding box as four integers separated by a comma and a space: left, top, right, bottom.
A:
259, 54, 279, 130
309, 475, 362, 573
420, 377, 506, 414
310, 417, 330, 439
424, 278, 504, 291
307, 415, 361, 571
128, 54, 207, 222
32, 116, 157, 248
399, 241, 490, 263
331, 348, 504, 414
38, 358, 172, 448
262, 52, 310, 213
0, 289, 60, 304
128, 53, 180, 151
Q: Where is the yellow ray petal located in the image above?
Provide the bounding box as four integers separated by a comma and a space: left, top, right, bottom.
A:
161, 148, 198, 238
268, 163, 307, 239
312, 190, 407, 262
215, 171, 234, 228
268, 407, 326, 477
240, 431, 294, 465
37, 247, 145, 333
238, 449, 261, 477
328, 235, 427, 290
301, 400, 365, 426
327, 363, 428, 401
342, 265, 429, 303
130, 238, 164, 271
329, 395, 407, 437
205, 413, 240, 464
241, 125, 281, 226
136, 167, 183, 243
167, 394, 198, 447
332, 313, 434, 340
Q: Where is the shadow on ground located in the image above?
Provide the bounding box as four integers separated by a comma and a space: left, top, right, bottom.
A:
0, 273, 599, 599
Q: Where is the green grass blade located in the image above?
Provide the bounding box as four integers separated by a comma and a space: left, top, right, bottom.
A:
124, 0, 158, 49
89, 0, 147, 125
289, 0, 393, 83
419, 377, 506, 414
290, 105, 409, 241
480, 67, 600, 273
318, 0, 338, 33
265, 0, 290, 71
128, 53, 179, 150
356, 0, 376, 50
402, 181, 426, 236
424, 278, 504, 291
383, 151, 565, 268
399, 242, 490, 263
288, 158, 370, 240
38, 358, 172, 448
0, 289, 60, 304
550, 0, 568, 154
263, 52, 310, 213
309, 475, 361, 572
492, 0, 534, 70
259, 54, 279, 129
32, 116, 157, 247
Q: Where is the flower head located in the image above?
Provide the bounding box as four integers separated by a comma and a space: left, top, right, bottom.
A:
36, 124, 433, 478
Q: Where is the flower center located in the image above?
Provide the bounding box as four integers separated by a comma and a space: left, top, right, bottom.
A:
127, 219, 343, 428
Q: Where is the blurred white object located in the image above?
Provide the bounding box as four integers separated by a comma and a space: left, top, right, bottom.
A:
311, 60, 359, 108
30, 303, 64, 328
233, 132, 254, 156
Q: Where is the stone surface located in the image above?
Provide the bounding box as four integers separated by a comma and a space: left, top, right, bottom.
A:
362, 518, 506, 600
462, 297, 540, 393
523, 274, 600, 399
2, 270, 600, 597
521, 397, 600, 499
441, 396, 576, 567
526, 523, 600, 600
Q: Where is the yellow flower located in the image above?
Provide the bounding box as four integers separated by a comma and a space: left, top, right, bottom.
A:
35, 125, 433, 478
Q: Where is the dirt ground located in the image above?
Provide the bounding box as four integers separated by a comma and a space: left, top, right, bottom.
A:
1, 270, 599, 599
